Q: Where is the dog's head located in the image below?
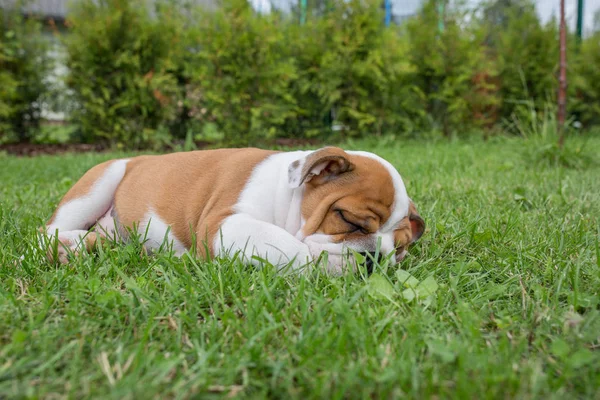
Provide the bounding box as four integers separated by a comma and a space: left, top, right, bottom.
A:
289, 147, 424, 271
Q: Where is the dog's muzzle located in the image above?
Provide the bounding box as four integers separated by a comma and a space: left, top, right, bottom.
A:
359, 252, 384, 274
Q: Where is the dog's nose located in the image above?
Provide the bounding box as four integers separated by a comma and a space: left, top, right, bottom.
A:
360, 252, 383, 274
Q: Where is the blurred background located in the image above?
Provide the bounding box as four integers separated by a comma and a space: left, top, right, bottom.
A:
1, 0, 599, 149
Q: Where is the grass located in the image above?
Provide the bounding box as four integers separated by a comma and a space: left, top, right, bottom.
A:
1, 135, 600, 399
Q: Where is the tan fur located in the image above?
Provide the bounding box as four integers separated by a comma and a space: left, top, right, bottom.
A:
297, 147, 355, 185
393, 217, 412, 253
112, 148, 276, 256
298, 147, 423, 257
300, 151, 395, 238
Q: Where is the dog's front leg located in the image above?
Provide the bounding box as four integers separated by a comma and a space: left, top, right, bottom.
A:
213, 214, 314, 272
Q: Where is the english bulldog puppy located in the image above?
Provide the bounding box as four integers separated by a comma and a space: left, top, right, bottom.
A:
41, 147, 424, 274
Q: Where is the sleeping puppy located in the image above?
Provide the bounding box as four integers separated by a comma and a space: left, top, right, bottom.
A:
41, 147, 424, 273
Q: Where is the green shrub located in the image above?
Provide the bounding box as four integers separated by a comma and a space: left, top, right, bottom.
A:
0, 6, 52, 143
286, 0, 424, 137
278, 20, 330, 138
572, 32, 600, 127
404, 0, 499, 136
184, 0, 298, 145
64, 0, 185, 148
47, 0, 600, 147
481, 0, 559, 129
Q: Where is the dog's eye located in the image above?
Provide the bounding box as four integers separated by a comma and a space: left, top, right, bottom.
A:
337, 210, 369, 234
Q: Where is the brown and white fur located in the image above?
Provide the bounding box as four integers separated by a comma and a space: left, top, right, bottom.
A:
41, 147, 424, 274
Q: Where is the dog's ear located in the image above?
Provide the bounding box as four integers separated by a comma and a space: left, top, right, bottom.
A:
288, 147, 355, 188
408, 201, 425, 243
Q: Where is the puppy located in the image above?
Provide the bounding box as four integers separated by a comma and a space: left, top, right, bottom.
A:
41, 147, 424, 273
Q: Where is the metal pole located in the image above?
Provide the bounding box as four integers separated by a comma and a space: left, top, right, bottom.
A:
437, 0, 445, 33
558, 0, 567, 147
384, 0, 391, 27
576, 0, 584, 43
300, 0, 307, 24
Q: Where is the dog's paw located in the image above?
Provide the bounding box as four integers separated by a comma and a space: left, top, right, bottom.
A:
319, 252, 357, 275
47, 236, 80, 264
304, 236, 355, 275
41, 231, 97, 264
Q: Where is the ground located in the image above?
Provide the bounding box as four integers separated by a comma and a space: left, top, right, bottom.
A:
1, 136, 599, 398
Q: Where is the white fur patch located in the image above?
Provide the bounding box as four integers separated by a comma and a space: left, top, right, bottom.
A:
215, 152, 319, 271
235, 151, 310, 236
139, 210, 187, 255
215, 214, 313, 270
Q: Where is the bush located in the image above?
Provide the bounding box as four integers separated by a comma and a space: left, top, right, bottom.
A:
481, 0, 559, 129
183, 0, 299, 145
37, 0, 600, 147
404, 0, 500, 136
278, 20, 330, 138
0, 6, 52, 143
287, 0, 424, 137
572, 32, 600, 127
64, 0, 185, 148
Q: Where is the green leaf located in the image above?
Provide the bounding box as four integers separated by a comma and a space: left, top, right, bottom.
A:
416, 276, 439, 297
352, 250, 366, 265
396, 270, 419, 288
400, 276, 439, 303
368, 273, 395, 300
401, 288, 416, 302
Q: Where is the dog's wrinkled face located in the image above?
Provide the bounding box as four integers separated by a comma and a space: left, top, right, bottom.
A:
289, 147, 424, 270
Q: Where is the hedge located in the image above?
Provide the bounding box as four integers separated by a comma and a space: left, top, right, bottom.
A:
0, 6, 52, 143
2, 0, 600, 147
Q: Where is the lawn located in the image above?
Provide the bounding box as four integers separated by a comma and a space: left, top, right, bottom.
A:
1, 136, 599, 399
